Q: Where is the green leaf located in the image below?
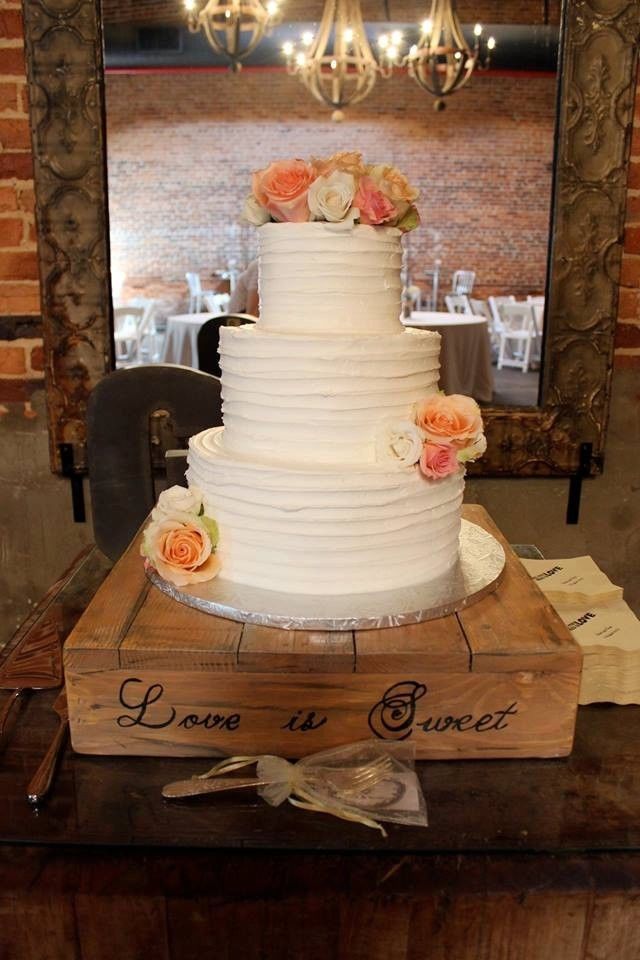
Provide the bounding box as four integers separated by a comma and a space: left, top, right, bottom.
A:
397, 205, 420, 233
201, 516, 219, 549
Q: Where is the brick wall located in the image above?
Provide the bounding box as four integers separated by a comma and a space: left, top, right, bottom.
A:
105, 69, 557, 303
102, 0, 562, 26
0, 0, 42, 411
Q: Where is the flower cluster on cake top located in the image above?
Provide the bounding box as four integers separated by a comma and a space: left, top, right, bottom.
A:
377, 393, 487, 478
243, 152, 420, 233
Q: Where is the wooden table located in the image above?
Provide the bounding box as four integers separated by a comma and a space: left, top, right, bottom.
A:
2, 547, 640, 959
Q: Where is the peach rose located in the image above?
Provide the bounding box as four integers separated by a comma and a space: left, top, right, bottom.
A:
419, 442, 460, 480
415, 394, 483, 446
252, 159, 316, 223
367, 164, 419, 219
142, 515, 221, 587
312, 151, 367, 179
354, 176, 398, 226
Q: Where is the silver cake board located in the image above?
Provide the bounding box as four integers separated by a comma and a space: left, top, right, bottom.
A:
145, 519, 506, 632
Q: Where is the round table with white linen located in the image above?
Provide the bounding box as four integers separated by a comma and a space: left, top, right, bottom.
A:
161, 313, 218, 368
403, 311, 494, 403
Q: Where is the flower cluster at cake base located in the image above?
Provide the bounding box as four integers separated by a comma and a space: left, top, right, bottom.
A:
243, 152, 420, 233
377, 394, 486, 478
141, 485, 221, 587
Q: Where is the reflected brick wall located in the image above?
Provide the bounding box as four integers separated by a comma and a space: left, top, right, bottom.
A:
105, 69, 557, 304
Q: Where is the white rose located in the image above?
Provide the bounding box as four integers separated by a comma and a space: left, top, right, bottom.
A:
308, 170, 356, 223
152, 484, 204, 520
457, 433, 487, 463
242, 193, 270, 226
376, 420, 425, 467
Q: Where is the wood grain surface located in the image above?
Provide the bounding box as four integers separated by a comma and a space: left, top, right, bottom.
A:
64, 506, 581, 758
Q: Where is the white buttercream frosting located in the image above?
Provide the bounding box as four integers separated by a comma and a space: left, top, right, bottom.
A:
188, 428, 463, 595
258, 221, 403, 335
219, 324, 441, 466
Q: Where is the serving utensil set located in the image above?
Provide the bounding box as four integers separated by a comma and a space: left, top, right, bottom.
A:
0, 614, 67, 804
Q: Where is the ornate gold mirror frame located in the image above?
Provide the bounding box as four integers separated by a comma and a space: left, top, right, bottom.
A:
22, 0, 640, 478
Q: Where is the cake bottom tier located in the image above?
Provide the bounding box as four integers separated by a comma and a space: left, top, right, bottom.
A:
187, 428, 465, 595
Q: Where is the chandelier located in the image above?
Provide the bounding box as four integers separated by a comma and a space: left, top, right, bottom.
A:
283, 0, 401, 121
184, 0, 281, 70
404, 0, 495, 109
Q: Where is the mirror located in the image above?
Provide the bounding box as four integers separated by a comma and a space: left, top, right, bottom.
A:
22, 0, 639, 476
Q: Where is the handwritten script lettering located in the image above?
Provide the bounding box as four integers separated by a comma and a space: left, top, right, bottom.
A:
117, 678, 241, 733
368, 681, 518, 741
281, 709, 328, 733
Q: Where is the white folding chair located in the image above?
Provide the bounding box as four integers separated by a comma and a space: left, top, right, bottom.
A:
470, 297, 498, 357
451, 270, 476, 296
445, 294, 472, 314
113, 306, 146, 365
497, 303, 537, 373
202, 292, 231, 315
185, 272, 215, 313
488, 295, 516, 332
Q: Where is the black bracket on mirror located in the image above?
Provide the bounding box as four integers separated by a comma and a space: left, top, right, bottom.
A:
566, 442, 603, 524
59, 443, 87, 523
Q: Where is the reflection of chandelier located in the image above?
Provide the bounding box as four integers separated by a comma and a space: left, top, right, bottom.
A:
184, 0, 280, 70
405, 0, 494, 109
283, 0, 400, 121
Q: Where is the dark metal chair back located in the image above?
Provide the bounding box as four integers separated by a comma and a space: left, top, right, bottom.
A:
197, 313, 257, 377
87, 364, 222, 560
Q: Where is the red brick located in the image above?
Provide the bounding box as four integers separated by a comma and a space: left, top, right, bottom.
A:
620, 256, 640, 288
0, 216, 23, 246
0, 81, 17, 113
624, 193, 640, 221
0, 281, 40, 313
0, 10, 24, 39
618, 286, 640, 320
624, 225, 640, 255
0, 250, 37, 279
0, 117, 31, 150
615, 322, 640, 349
0, 47, 25, 77
0, 185, 17, 212
0, 344, 26, 375
614, 351, 640, 370
0, 151, 33, 178
30, 344, 44, 371
627, 159, 640, 191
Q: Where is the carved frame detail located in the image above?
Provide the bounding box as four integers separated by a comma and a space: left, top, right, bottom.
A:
22, 0, 640, 476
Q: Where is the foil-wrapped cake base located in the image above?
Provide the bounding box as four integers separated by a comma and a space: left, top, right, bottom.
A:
146, 520, 506, 632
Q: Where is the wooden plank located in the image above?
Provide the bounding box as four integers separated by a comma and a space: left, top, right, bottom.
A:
459, 505, 581, 673
583, 892, 640, 960
354, 618, 470, 673
120, 585, 242, 671
66, 666, 579, 759
74, 895, 170, 960
63, 535, 149, 671
238, 624, 355, 673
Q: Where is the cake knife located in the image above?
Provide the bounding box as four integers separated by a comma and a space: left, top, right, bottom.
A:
27, 689, 68, 805
0, 613, 64, 741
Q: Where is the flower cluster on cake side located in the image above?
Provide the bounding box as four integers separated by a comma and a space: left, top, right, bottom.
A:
243, 152, 420, 232
141, 485, 220, 587
377, 393, 487, 478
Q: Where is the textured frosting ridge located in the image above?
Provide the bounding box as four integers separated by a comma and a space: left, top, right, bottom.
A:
188, 428, 463, 594
258, 222, 403, 335
219, 324, 441, 465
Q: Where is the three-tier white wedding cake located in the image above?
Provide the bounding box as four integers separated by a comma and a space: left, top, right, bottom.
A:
187, 222, 465, 595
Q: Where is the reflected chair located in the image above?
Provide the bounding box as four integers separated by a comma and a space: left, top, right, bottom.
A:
445, 294, 472, 314
497, 303, 538, 374
87, 365, 222, 560
470, 298, 498, 358
197, 313, 257, 377
185, 272, 215, 313
451, 270, 476, 296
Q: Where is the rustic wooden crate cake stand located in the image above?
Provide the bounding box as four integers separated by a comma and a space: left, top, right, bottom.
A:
64, 505, 582, 759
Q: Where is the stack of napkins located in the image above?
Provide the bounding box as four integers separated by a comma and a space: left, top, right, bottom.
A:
521, 557, 640, 705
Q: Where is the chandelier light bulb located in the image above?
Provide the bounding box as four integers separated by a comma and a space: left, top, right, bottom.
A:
378, 33, 389, 49
282, 40, 294, 55
409, 43, 418, 56
487, 36, 496, 50
421, 18, 432, 35
330, 58, 337, 69
296, 51, 307, 65
473, 22, 482, 37
302, 30, 314, 45
184, 0, 196, 10
266, 0, 278, 13
391, 30, 402, 45
343, 27, 354, 42
387, 45, 398, 60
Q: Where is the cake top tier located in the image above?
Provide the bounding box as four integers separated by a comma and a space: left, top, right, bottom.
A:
258, 222, 404, 336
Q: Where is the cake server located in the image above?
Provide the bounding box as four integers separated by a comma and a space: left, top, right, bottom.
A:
0, 613, 64, 741
27, 689, 68, 805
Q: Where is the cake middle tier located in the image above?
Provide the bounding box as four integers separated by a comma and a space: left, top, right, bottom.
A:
219, 324, 441, 466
